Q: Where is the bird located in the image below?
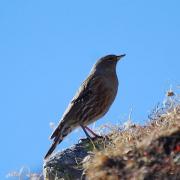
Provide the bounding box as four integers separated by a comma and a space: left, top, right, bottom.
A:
44, 54, 125, 159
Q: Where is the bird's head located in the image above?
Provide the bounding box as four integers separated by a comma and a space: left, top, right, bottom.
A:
93, 54, 126, 73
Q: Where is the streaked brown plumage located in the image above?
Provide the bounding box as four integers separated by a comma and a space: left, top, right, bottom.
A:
44, 54, 125, 159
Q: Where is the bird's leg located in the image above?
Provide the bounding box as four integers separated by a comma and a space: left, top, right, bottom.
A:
80, 125, 92, 139
84, 126, 102, 138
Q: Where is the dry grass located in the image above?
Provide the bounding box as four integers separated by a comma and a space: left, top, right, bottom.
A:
84, 92, 180, 180
6, 166, 43, 180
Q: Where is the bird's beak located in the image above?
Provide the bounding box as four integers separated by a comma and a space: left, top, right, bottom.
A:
116, 54, 126, 61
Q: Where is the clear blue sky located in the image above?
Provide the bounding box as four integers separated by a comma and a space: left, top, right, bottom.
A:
0, 0, 179, 179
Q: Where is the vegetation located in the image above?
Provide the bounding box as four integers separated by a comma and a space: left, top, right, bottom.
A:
84, 91, 180, 179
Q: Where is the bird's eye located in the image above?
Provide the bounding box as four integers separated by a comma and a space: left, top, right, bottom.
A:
108, 58, 113, 61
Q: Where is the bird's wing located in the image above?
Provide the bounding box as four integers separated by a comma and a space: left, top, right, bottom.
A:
50, 74, 103, 139
71, 75, 94, 104
45, 74, 107, 159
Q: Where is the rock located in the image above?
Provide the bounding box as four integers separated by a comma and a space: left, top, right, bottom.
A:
43, 136, 109, 180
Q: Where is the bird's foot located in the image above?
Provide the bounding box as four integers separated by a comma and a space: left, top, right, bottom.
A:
84, 126, 102, 138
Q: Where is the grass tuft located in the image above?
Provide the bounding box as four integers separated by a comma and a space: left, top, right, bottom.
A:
84, 92, 180, 179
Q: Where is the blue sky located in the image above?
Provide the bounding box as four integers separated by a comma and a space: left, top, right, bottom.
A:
0, 0, 179, 179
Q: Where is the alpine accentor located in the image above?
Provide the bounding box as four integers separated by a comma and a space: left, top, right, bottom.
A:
45, 54, 125, 159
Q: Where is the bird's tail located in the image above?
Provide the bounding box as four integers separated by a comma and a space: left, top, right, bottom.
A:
44, 122, 72, 159
44, 135, 62, 159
